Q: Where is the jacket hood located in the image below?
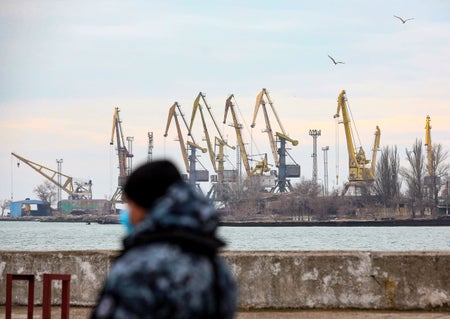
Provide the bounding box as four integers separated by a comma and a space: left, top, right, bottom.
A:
123, 181, 223, 250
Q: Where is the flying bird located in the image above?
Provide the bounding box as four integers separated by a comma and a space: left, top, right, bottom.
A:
394, 15, 414, 24
328, 55, 344, 65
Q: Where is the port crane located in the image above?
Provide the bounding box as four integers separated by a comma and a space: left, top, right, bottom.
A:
164, 102, 208, 186
251, 88, 300, 192
110, 107, 133, 203
224, 95, 272, 177
334, 90, 381, 195
11, 152, 92, 200
189, 92, 236, 200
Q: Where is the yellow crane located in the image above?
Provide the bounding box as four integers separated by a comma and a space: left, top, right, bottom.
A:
224, 94, 271, 178
189, 92, 235, 180
251, 88, 299, 192
425, 115, 434, 177
188, 92, 236, 199
334, 90, 381, 195
11, 152, 92, 200
164, 102, 207, 185
110, 107, 133, 203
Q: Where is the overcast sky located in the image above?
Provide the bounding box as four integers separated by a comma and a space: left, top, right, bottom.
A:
1, 0, 449, 202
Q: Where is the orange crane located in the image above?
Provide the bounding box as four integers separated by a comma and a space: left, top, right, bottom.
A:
334, 90, 381, 195
164, 102, 208, 185
11, 152, 92, 200
110, 107, 133, 203
251, 88, 300, 192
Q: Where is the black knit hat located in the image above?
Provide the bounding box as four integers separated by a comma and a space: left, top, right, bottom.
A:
124, 160, 182, 210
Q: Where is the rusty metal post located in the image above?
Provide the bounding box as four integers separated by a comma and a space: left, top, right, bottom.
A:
6, 274, 35, 319
42, 274, 71, 319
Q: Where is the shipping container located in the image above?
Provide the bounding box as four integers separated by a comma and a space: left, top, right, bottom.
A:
58, 199, 113, 215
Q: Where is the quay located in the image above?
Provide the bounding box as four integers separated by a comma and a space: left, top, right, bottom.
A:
1, 251, 449, 316
1, 305, 448, 318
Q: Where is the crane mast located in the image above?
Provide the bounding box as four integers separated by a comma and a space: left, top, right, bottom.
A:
425, 115, 433, 177
334, 90, 380, 195
11, 152, 92, 200
371, 126, 381, 175
110, 107, 133, 203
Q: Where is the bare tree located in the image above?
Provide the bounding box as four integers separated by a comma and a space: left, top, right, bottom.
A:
428, 143, 449, 208
34, 181, 57, 207
374, 146, 400, 207
400, 139, 425, 216
292, 178, 322, 197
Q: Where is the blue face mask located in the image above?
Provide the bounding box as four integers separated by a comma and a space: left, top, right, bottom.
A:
119, 210, 134, 233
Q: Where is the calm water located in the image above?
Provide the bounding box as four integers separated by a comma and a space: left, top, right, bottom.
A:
0, 221, 449, 251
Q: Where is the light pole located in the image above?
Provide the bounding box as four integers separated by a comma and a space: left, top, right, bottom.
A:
56, 159, 63, 206
322, 146, 329, 196
309, 129, 321, 184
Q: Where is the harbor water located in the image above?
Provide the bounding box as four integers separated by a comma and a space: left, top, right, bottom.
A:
1, 221, 449, 251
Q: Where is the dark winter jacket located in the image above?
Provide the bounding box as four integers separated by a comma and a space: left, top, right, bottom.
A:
91, 181, 237, 319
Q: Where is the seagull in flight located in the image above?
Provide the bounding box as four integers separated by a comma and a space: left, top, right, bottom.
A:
394, 15, 414, 24
328, 55, 344, 65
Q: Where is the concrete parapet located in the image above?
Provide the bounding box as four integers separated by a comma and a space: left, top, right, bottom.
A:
0, 251, 449, 310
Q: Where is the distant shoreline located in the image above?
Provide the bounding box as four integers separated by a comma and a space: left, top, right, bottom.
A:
219, 217, 450, 227
1, 215, 450, 227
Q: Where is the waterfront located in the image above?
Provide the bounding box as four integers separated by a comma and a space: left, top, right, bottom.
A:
0, 221, 449, 251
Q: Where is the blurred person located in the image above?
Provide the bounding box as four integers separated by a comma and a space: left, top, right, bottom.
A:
91, 160, 237, 319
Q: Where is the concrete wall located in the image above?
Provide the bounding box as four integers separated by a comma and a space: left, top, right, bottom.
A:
0, 251, 449, 310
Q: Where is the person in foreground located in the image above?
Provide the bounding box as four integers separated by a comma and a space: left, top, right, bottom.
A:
91, 160, 237, 319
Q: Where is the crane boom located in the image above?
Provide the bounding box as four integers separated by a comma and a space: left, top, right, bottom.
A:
164, 102, 190, 172
11, 152, 92, 199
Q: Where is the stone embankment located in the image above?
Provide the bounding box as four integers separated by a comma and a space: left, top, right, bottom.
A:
1, 251, 449, 311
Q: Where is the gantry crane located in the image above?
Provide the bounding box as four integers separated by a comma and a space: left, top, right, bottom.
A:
251, 88, 300, 192
164, 102, 208, 186
189, 92, 236, 200
11, 152, 92, 200
334, 90, 381, 195
110, 107, 133, 203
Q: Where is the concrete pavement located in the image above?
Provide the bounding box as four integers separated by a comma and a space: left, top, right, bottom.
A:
2, 306, 450, 318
